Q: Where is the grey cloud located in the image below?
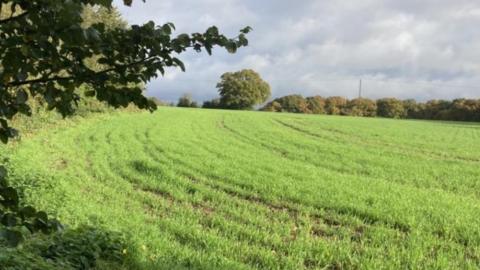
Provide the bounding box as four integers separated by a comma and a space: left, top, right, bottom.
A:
114, 0, 480, 102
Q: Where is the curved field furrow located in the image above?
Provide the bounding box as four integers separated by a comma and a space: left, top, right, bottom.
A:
6, 108, 480, 269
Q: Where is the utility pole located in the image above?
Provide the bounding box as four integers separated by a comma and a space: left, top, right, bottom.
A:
358, 79, 362, 98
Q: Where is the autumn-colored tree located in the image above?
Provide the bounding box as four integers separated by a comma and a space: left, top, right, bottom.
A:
325, 96, 348, 115
259, 93, 480, 122
306, 96, 326, 114
261, 95, 309, 113
402, 99, 422, 119
262, 101, 283, 112
376, 98, 406, 119
345, 98, 377, 117
423, 100, 452, 120
449, 99, 480, 121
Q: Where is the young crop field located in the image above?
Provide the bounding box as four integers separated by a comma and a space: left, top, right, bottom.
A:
4, 107, 480, 269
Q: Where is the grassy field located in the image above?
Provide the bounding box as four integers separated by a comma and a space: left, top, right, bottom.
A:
4, 107, 480, 269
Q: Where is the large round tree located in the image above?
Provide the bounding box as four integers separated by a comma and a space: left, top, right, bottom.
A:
217, 69, 270, 110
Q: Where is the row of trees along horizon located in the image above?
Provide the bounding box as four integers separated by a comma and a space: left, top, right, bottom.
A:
168, 70, 480, 122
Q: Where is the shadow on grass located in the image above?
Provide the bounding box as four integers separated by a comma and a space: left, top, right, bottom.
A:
0, 217, 207, 269
130, 160, 166, 176
0, 224, 150, 270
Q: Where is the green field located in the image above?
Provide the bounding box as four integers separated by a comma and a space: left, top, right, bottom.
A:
4, 107, 480, 269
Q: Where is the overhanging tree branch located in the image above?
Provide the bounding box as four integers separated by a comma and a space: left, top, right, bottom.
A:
2, 56, 159, 88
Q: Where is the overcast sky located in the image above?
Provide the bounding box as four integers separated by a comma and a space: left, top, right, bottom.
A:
114, 0, 480, 102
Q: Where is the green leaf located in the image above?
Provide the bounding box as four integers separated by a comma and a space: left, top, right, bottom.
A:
0, 228, 23, 247
86, 28, 101, 42
161, 23, 174, 35
19, 206, 37, 218
85, 90, 96, 97
172, 58, 186, 72
36, 211, 49, 224
16, 72, 27, 82
225, 42, 238, 53
0, 130, 8, 144
0, 166, 7, 180
240, 26, 253, 34
0, 187, 19, 206
0, 119, 7, 129
1, 213, 18, 227
16, 89, 28, 104
20, 46, 29, 57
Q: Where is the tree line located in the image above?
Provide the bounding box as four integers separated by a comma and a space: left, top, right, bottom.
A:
174, 69, 479, 122
260, 95, 480, 122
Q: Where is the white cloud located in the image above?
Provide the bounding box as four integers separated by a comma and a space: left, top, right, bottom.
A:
114, 0, 480, 102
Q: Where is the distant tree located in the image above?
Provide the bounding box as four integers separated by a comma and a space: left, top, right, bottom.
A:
306, 96, 326, 114
376, 98, 406, 118
177, 93, 198, 108
279, 95, 309, 113
423, 100, 452, 120
346, 98, 377, 117
148, 97, 171, 107
325, 96, 348, 115
403, 99, 423, 119
261, 95, 309, 113
449, 99, 480, 121
217, 69, 271, 110
202, 98, 222, 109
261, 101, 283, 112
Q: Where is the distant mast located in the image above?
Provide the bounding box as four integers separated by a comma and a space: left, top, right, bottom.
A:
358, 79, 363, 98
